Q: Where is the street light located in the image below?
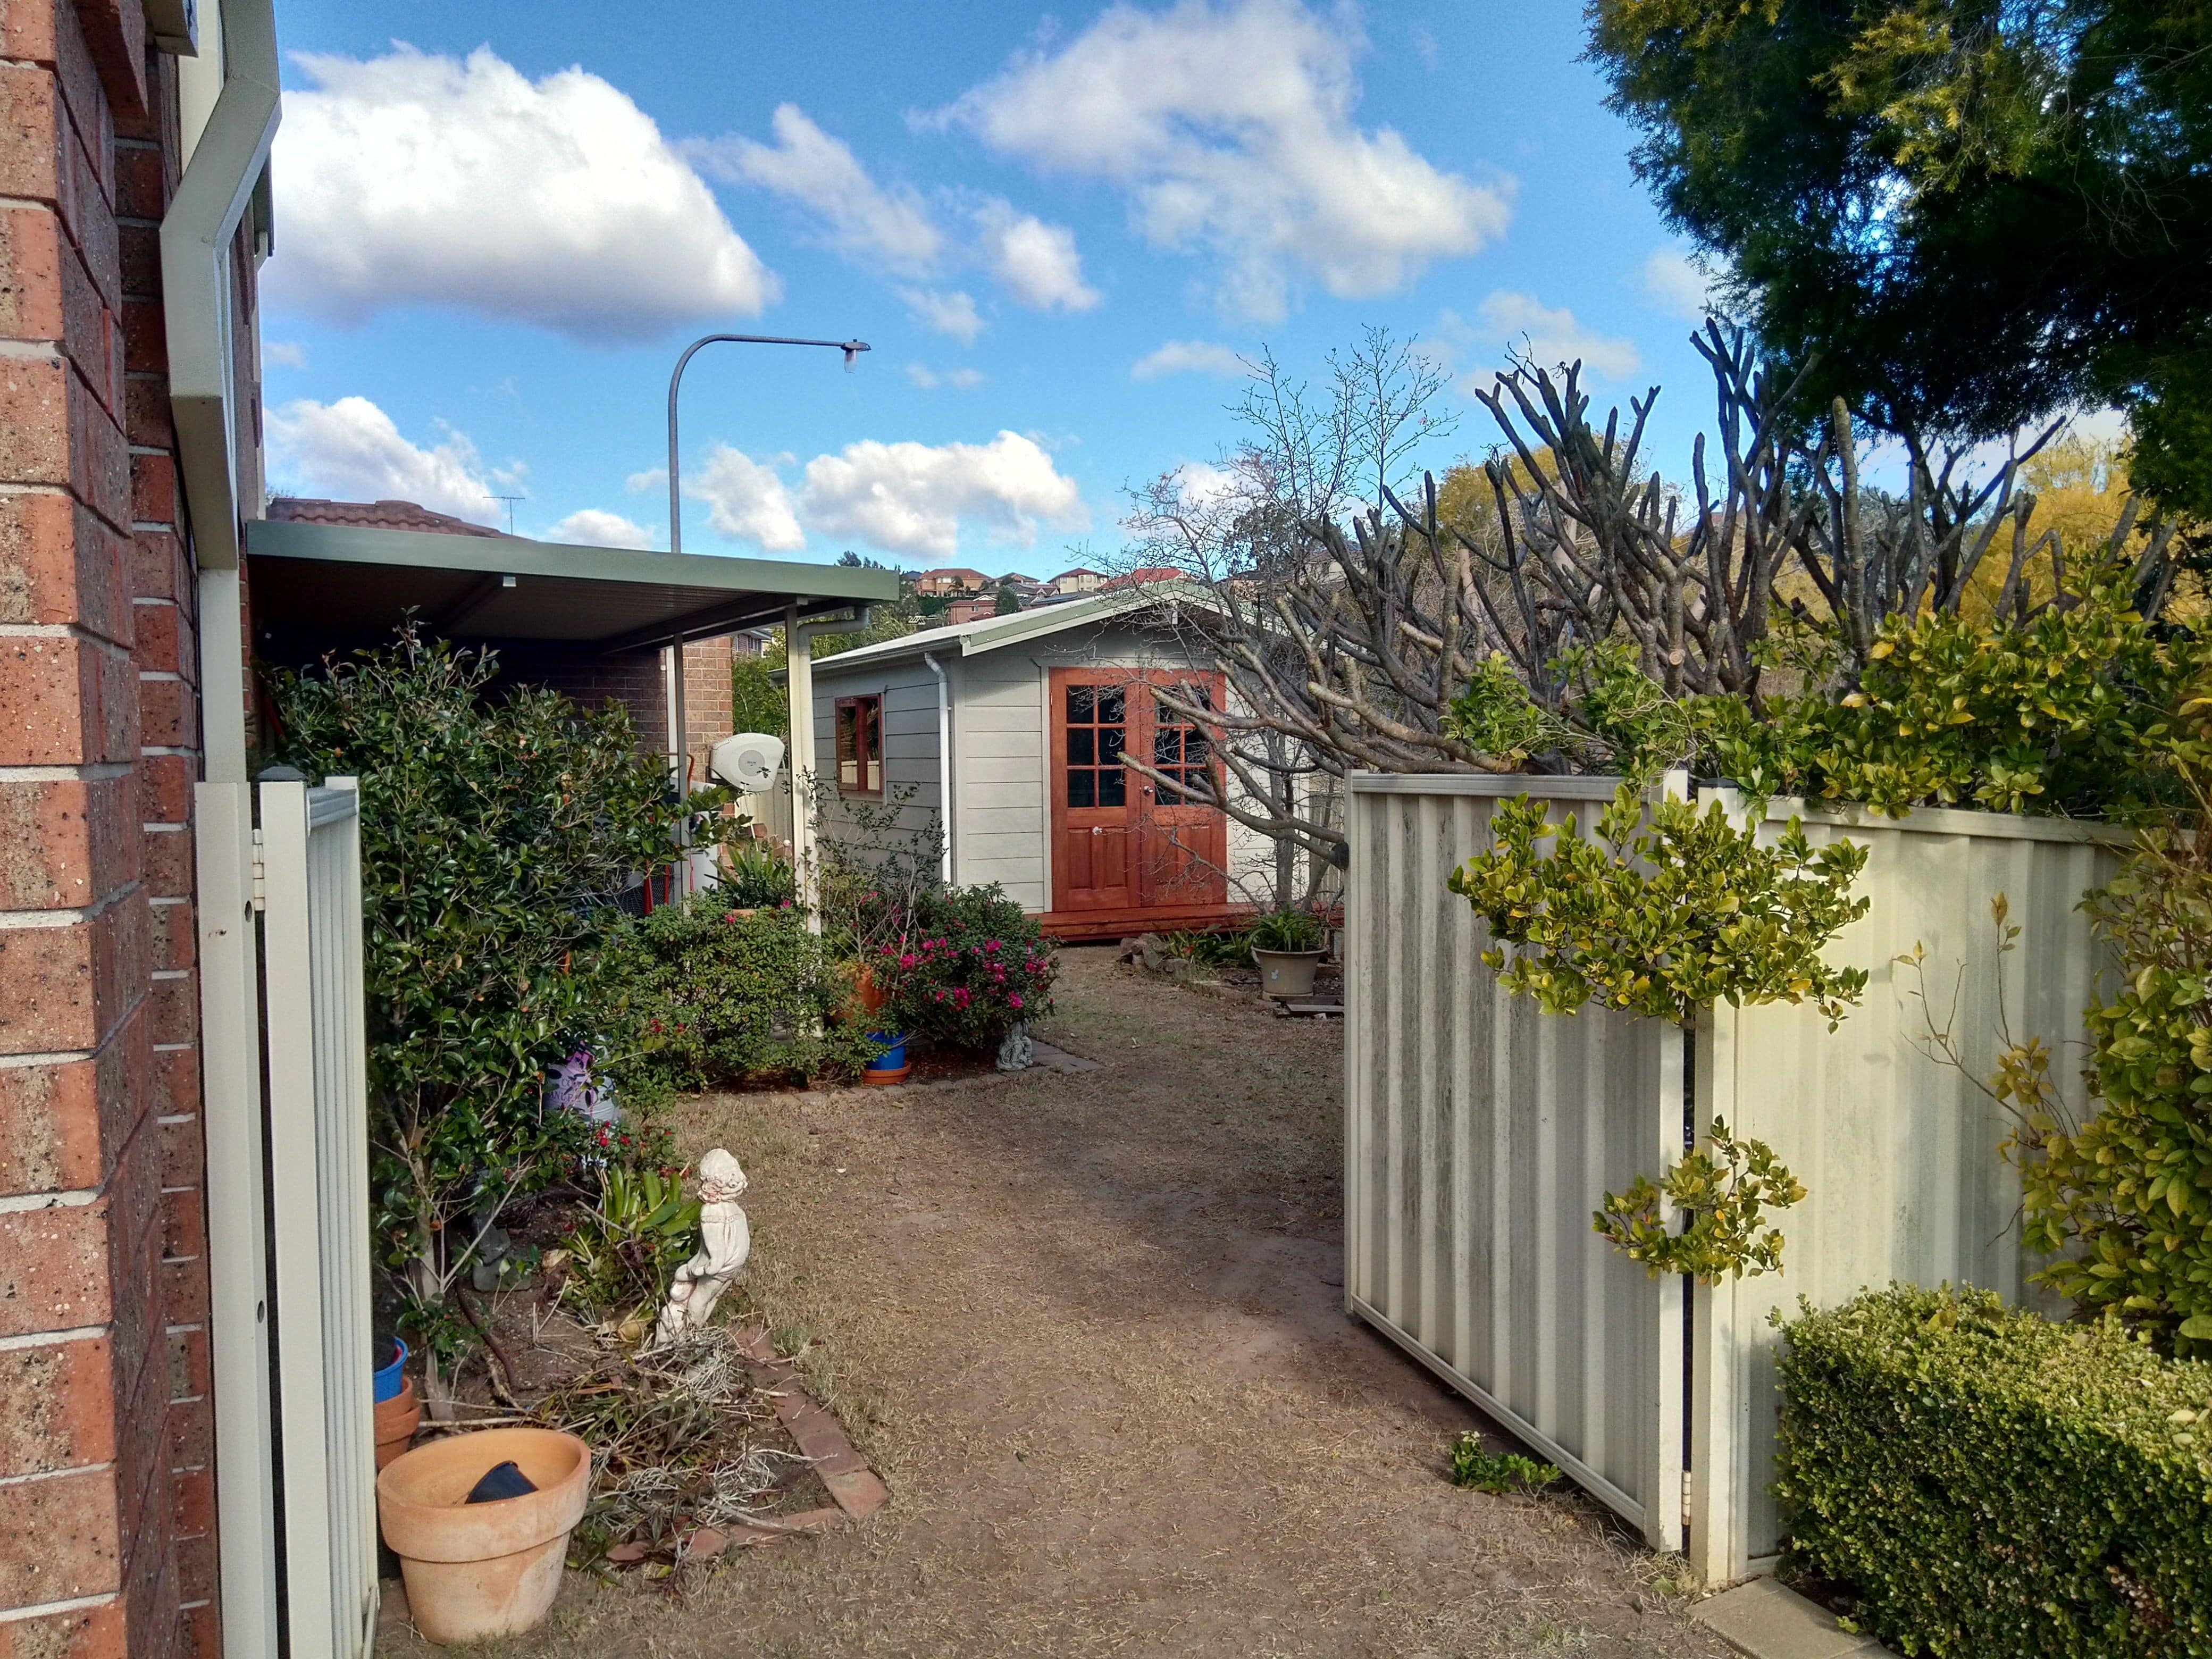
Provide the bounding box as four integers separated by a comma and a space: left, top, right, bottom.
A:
665, 333, 869, 555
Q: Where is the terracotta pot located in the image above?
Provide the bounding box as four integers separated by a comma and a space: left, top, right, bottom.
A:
376, 1427, 591, 1644
374, 1377, 421, 1471
860, 1063, 910, 1086
853, 961, 889, 1015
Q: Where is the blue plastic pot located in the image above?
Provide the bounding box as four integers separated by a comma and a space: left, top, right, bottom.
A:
865, 1033, 908, 1072
373, 1336, 408, 1403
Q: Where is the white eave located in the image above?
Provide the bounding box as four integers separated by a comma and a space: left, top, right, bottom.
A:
806, 580, 1219, 675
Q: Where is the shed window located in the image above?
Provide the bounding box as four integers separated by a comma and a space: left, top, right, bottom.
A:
835, 695, 883, 796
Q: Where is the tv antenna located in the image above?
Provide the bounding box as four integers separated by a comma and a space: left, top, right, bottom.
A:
486, 493, 525, 533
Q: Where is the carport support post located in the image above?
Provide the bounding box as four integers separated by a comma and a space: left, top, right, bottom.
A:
785, 602, 821, 929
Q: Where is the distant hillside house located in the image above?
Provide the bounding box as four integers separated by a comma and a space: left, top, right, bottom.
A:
946, 594, 999, 624
1100, 566, 1184, 591
1049, 566, 1106, 594
914, 566, 990, 596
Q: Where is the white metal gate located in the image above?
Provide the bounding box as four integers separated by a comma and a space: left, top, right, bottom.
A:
259, 777, 378, 1659
1343, 774, 1686, 1551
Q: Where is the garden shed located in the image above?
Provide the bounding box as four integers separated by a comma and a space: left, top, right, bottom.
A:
802, 585, 1269, 938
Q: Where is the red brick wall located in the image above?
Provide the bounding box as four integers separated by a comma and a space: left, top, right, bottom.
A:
680, 635, 734, 784
0, 10, 216, 1658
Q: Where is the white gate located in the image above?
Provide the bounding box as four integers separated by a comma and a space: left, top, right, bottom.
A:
259, 777, 378, 1659
1343, 774, 1687, 1551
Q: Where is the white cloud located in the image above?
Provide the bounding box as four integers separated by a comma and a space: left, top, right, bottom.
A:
263, 340, 307, 368
937, 0, 1510, 320
908, 364, 987, 390
974, 199, 1099, 312
697, 104, 943, 273
1132, 339, 1246, 380
900, 287, 986, 343
1171, 459, 1240, 508
546, 508, 653, 549
1644, 249, 1714, 321
800, 431, 1087, 559
1476, 292, 1643, 380
270, 46, 777, 341
265, 396, 507, 524
623, 466, 666, 494
685, 445, 806, 552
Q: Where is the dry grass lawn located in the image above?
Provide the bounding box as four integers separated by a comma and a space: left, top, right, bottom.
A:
379, 947, 1728, 1658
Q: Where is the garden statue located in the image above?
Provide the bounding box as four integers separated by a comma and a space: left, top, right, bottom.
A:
996, 1021, 1033, 1071
653, 1149, 750, 1345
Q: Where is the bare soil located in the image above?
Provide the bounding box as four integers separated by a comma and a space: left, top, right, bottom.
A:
379, 948, 1727, 1658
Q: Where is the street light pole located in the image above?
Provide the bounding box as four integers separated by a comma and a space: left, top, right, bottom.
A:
665, 332, 869, 555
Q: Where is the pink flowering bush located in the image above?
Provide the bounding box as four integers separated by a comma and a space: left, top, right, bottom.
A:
873, 884, 1058, 1051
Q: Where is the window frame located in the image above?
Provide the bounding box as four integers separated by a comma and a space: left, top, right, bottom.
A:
834, 693, 885, 798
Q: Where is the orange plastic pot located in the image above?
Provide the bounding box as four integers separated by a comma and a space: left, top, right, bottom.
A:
373, 1377, 421, 1471
376, 1427, 590, 1644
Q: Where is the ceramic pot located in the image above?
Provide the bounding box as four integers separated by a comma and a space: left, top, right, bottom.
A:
862, 1031, 909, 1085
374, 1377, 421, 1471
1252, 946, 1325, 1000
853, 962, 889, 1016
376, 1427, 590, 1644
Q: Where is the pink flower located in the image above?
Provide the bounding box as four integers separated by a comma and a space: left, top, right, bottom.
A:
1009, 994, 1024, 1010
899, 953, 918, 969
984, 940, 1000, 953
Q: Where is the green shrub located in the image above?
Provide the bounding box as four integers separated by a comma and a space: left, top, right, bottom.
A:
874, 884, 1058, 1050
269, 626, 733, 1392
627, 898, 876, 1085
1249, 907, 1326, 953
1778, 1285, 2212, 1657
1447, 1434, 1560, 1494
1165, 926, 1252, 970
560, 1164, 701, 1321
717, 841, 798, 908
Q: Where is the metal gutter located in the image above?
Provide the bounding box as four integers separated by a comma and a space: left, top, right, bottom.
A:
806, 581, 1218, 675
161, 0, 279, 574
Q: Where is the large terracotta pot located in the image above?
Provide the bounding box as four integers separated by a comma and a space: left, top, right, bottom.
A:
853, 961, 889, 1015
376, 1427, 591, 1644
373, 1376, 421, 1471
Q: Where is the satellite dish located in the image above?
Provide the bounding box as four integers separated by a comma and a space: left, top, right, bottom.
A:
709, 733, 785, 791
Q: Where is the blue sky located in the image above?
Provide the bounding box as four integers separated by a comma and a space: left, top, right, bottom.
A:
260, 0, 1720, 571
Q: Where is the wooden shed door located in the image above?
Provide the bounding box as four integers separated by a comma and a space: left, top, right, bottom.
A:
1049, 670, 1134, 911
1049, 668, 1229, 914
1134, 674, 1228, 907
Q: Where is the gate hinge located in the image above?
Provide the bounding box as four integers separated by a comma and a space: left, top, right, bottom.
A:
249, 828, 267, 912
1681, 1469, 1693, 1529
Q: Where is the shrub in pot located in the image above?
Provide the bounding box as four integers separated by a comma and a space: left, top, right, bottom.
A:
1250, 907, 1327, 999
874, 884, 1058, 1051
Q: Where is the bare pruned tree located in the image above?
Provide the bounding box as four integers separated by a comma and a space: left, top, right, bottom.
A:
1119, 320, 2199, 871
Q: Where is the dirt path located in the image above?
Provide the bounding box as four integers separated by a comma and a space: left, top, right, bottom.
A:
388, 949, 1727, 1658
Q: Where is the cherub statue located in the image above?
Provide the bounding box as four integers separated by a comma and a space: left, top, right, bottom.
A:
653, 1149, 750, 1345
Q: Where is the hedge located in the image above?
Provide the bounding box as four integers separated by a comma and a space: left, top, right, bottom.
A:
1777, 1285, 2212, 1657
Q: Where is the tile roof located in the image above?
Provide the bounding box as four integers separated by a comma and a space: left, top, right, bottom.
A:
265, 497, 514, 538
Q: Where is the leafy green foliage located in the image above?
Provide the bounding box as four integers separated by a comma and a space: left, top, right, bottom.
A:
1449, 783, 1870, 1027
1595, 1119, 1807, 1283
1164, 926, 1252, 971
873, 885, 1058, 1050
1447, 1434, 1561, 1495
1587, 1, 2212, 514
560, 1166, 702, 1320
625, 898, 877, 1086
268, 627, 733, 1354
729, 653, 787, 743
1777, 1286, 2212, 1656
1249, 907, 1326, 954
717, 842, 798, 909
1441, 653, 1573, 766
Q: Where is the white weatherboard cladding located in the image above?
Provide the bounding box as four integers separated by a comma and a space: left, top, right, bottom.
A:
1344, 774, 2121, 1579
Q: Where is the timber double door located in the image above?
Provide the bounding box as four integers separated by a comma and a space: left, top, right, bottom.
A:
1048, 667, 1228, 915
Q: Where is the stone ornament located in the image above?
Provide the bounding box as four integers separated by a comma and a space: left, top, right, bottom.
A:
653, 1149, 751, 1346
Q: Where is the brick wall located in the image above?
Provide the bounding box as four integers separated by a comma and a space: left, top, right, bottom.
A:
0, 10, 216, 1659
680, 635, 734, 783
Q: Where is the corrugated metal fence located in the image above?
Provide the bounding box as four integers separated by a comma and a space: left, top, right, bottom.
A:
1344, 773, 2122, 1580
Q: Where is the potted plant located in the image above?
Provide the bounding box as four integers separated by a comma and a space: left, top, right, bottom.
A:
376, 1427, 592, 1643
1250, 908, 1327, 999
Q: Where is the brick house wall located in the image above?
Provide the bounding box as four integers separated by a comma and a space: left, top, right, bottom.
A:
0, 9, 228, 1659
680, 634, 734, 783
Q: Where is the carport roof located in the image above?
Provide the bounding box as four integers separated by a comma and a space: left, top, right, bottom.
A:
245, 516, 899, 652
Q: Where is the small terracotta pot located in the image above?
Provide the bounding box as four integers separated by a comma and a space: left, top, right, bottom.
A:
374, 1377, 421, 1471
376, 1427, 591, 1645
860, 1063, 910, 1086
